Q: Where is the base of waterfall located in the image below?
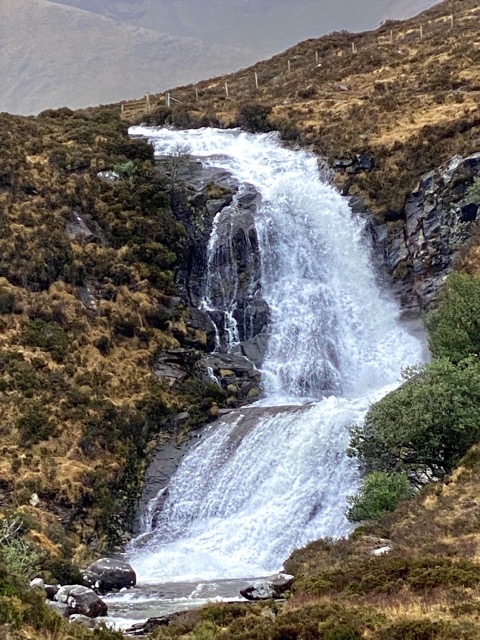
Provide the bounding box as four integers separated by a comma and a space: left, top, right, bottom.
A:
99, 577, 259, 632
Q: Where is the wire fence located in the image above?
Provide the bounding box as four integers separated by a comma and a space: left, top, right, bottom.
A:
119, 7, 479, 119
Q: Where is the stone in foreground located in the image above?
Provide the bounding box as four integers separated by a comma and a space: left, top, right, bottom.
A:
240, 573, 295, 600
55, 585, 108, 618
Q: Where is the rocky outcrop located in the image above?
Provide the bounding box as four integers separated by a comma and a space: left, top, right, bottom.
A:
366, 153, 480, 314
202, 352, 262, 404
174, 160, 269, 368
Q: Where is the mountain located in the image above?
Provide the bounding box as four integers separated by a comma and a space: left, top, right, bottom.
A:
50, 0, 440, 54
0, 0, 256, 115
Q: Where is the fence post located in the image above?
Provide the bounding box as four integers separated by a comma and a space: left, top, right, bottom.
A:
390, 30, 393, 44
120, 104, 124, 118
254, 72, 259, 89
352, 42, 356, 54
450, 14, 454, 28
420, 24, 423, 39
195, 87, 199, 102
145, 93, 151, 114
225, 81, 229, 98
166, 93, 171, 108
315, 51, 319, 64
288, 60, 291, 75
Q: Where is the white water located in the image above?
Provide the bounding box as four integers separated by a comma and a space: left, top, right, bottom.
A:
128, 127, 424, 585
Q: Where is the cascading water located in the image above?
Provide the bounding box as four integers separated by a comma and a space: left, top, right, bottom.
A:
125, 127, 424, 586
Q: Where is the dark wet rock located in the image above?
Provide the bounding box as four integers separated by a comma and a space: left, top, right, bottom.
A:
80, 570, 98, 590
55, 585, 108, 618
240, 573, 295, 600
201, 352, 262, 406
134, 438, 192, 534
66, 212, 97, 243
334, 153, 375, 176
86, 558, 136, 593
184, 307, 217, 351
153, 349, 200, 387
126, 611, 189, 636
233, 333, 269, 369
45, 584, 60, 600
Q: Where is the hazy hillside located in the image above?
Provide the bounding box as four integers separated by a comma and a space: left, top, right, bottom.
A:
0, 0, 256, 115
50, 0, 440, 53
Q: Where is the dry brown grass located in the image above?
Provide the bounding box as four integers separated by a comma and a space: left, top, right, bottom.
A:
119, 0, 480, 219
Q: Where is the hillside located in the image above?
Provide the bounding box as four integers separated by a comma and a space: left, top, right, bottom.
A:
124, 0, 480, 227
2, 1, 480, 639
0, 0, 256, 115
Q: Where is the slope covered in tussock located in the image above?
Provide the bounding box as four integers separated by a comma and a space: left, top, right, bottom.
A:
126, 0, 480, 221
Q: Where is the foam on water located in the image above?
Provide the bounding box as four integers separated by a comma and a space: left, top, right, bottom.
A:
127, 126, 424, 583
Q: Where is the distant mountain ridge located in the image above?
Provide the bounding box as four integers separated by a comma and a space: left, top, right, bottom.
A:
0, 0, 256, 114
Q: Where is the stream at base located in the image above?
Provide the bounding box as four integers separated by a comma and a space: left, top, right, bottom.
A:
104, 126, 425, 630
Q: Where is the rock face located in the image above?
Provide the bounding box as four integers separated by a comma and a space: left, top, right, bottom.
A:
240, 573, 295, 600
174, 161, 270, 372
202, 352, 262, 404
85, 558, 136, 593
367, 153, 480, 314
54, 585, 108, 618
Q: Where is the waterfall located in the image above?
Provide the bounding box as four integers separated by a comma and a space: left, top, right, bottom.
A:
127, 127, 424, 583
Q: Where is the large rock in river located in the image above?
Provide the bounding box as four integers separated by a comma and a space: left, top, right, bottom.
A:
85, 558, 136, 593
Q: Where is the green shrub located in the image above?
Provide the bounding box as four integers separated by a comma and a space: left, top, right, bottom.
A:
347, 471, 412, 522
45, 558, 83, 585
0, 288, 15, 314
0, 518, 42, 580
426, 273, 480, 363
374, 619, 477, 640
466, 177, 480, 205
17, 404, 55, 446
350, 357, 480, 481
321, 620, 362, 640
299, 555, 480, 597
236, 102, 273, 133
24, 319, 69, 361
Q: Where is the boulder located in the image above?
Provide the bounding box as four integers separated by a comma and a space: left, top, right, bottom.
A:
55, 585, 108, 618
240, 573, 295, 600
80, 569, 99, 590
86, 558, 136, 593
29, 577, 45, 590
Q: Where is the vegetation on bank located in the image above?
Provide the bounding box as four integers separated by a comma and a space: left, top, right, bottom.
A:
349, 273, 480, 521
121, 0, 480, 222
0, 106, 224, 566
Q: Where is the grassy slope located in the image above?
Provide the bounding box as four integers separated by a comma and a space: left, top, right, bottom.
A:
0, 107, 224, 561
1, 2, 480, 637
127, 0, 480, 223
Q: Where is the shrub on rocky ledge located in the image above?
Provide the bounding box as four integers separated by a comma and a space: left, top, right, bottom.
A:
347, 471, 412, 522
